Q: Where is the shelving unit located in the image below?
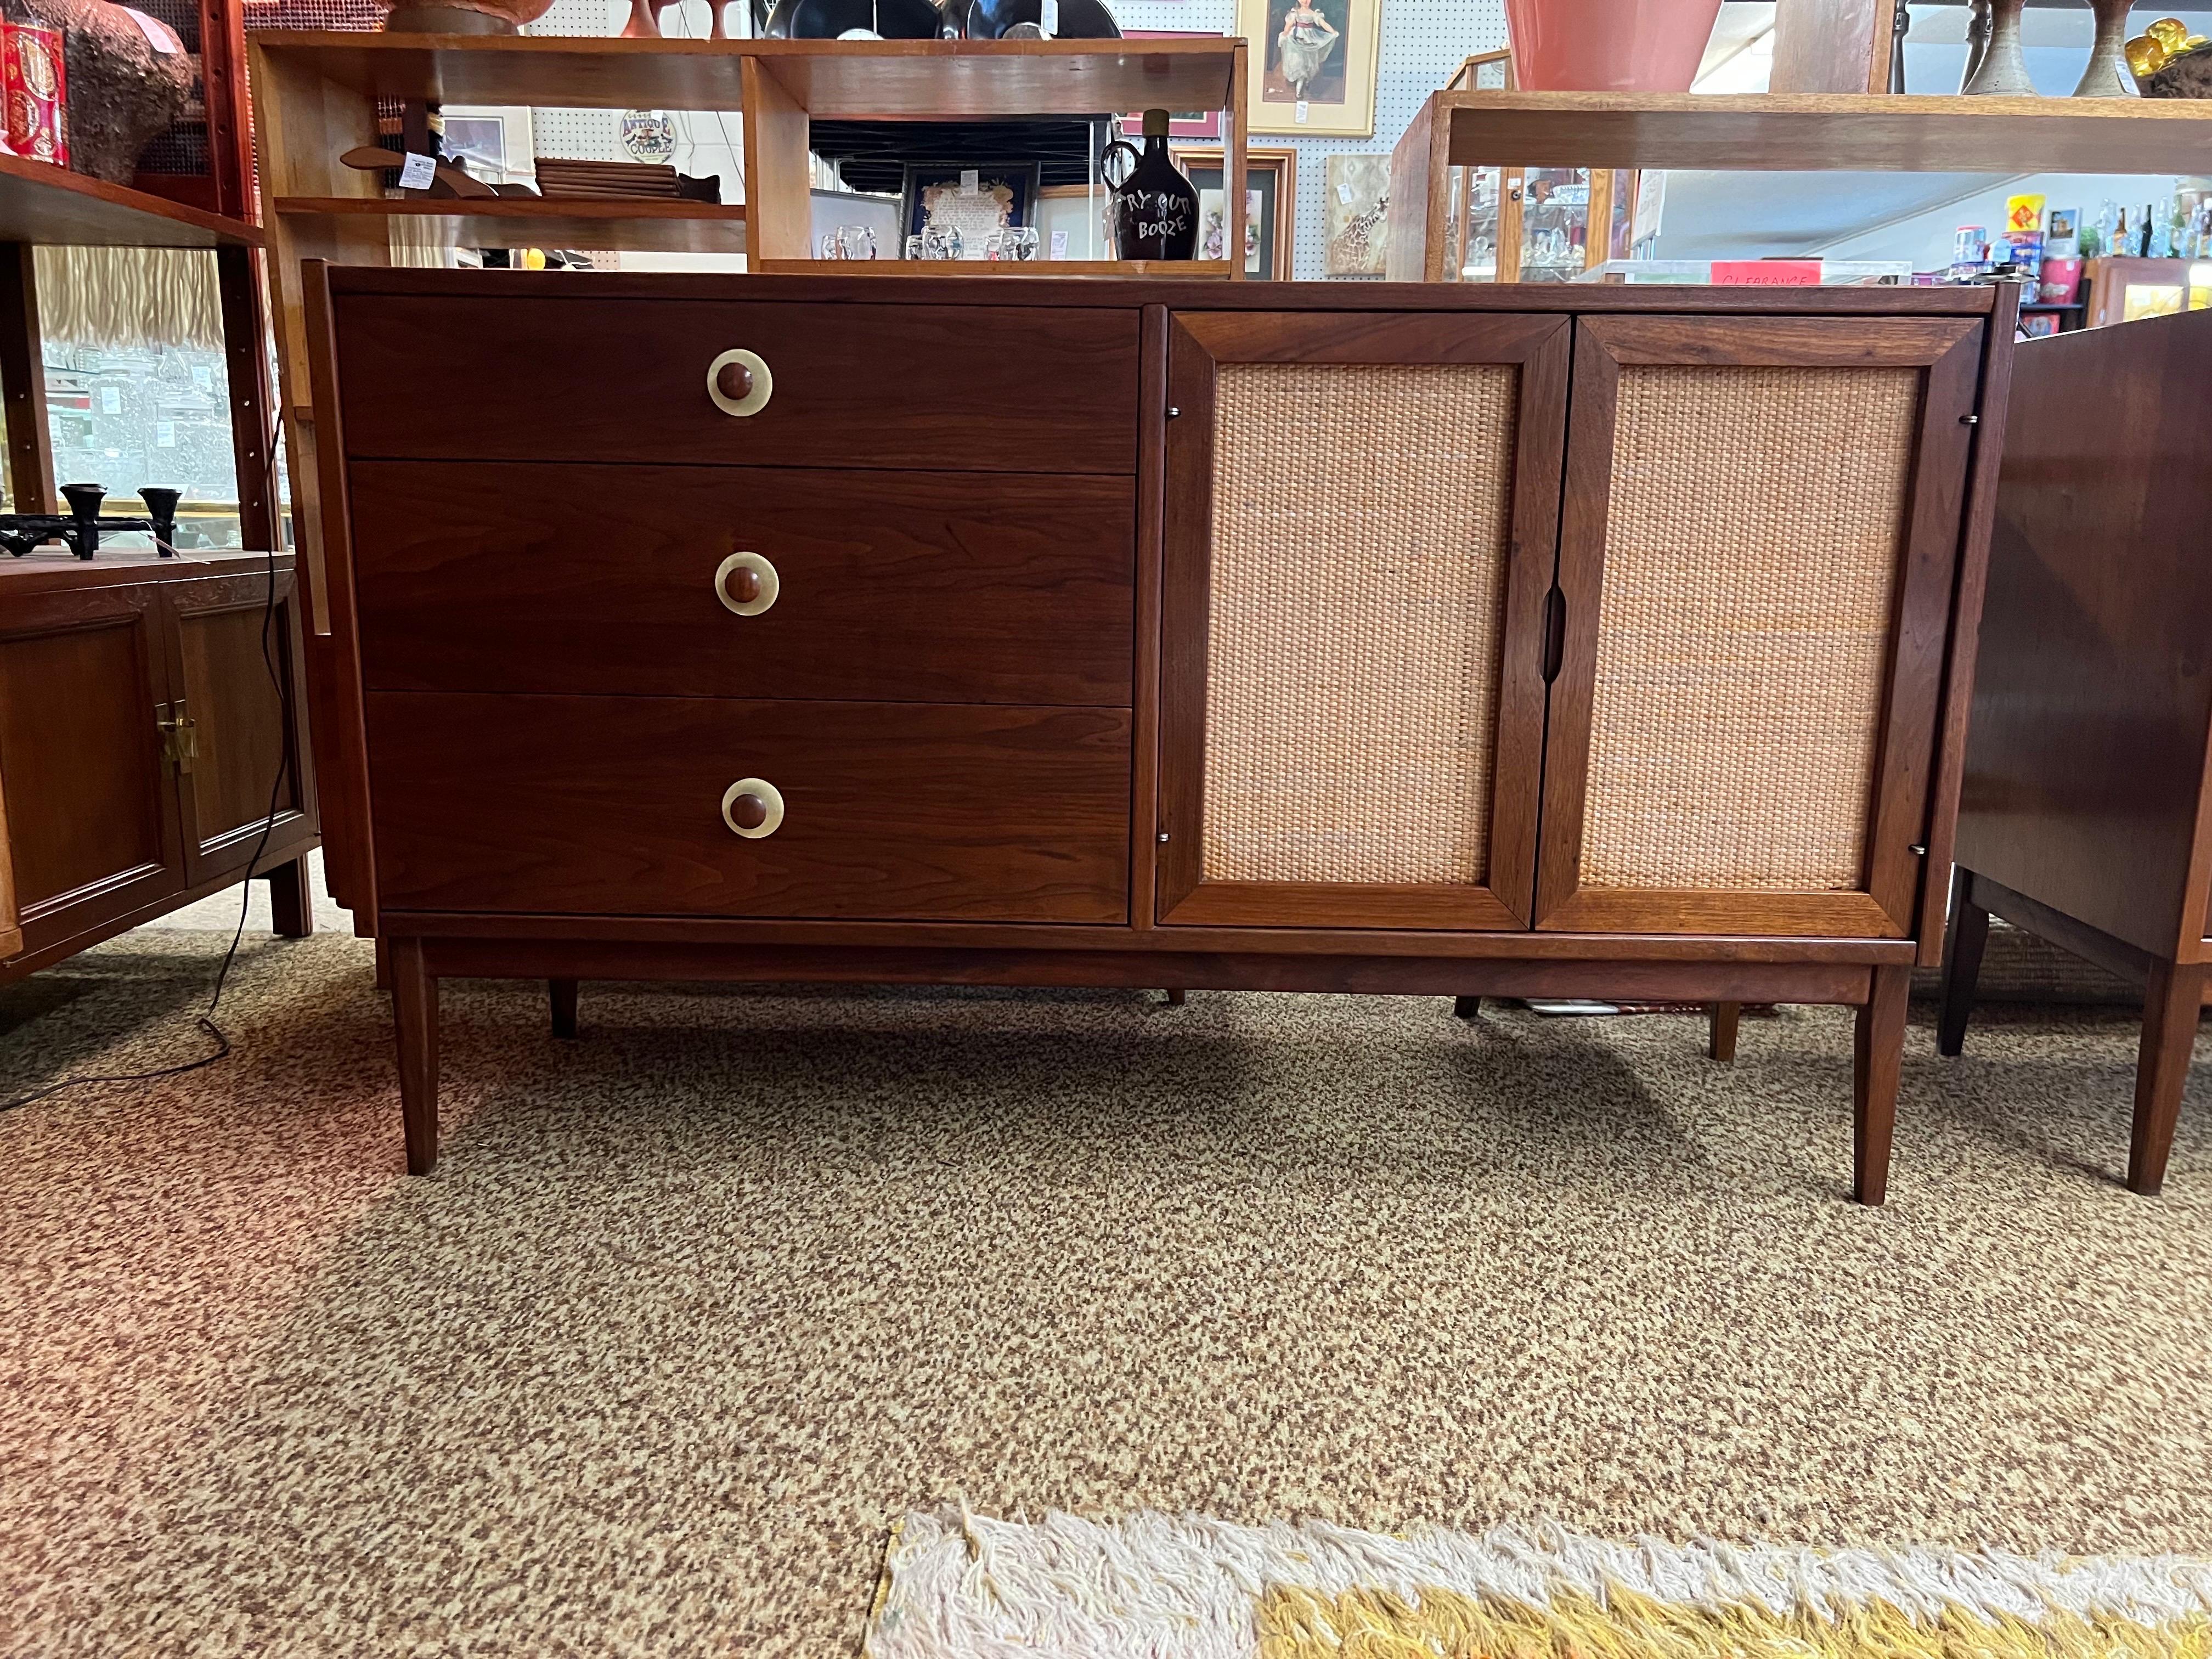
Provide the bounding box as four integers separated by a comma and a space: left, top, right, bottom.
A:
1391, 89, 2212, 281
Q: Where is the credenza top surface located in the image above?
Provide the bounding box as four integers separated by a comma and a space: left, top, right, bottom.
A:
321, 264, 2003, 317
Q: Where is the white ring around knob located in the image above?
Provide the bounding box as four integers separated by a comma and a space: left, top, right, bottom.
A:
721, 777, 785, 839
706, 347, 773, 416
714, 551, 779, 617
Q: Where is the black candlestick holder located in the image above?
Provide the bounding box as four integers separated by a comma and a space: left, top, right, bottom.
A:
0, 483, 180, 560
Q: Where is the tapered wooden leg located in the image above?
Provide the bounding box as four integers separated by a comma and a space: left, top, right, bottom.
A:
266, 854, 314, 938
550, 977, 579, 1039
391, 938, 440, 1176
1853, 964, 1911, 1205
1936, 864, 1988, 1058
1707, 1001, 1740, 1061
374, 935, 391, 992
2129, 958, 2205, 1197
1453, 995, 1482, 1020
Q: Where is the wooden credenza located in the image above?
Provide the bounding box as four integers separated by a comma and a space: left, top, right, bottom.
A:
304, 268, 2016, 1197
0, 551, 320, 981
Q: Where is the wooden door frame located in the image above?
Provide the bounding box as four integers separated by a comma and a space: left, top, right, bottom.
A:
1533, 313, 1984, 938
163, 565, 317, 887
1156, 308, 1571, 930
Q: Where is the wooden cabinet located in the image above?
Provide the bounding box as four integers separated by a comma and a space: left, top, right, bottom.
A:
0, 554, 320, 980
1940, 308, 2212, 1195
306, 269, 2016, 1199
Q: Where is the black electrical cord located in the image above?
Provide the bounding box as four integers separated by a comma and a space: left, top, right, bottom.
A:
1, 399, 294, 1116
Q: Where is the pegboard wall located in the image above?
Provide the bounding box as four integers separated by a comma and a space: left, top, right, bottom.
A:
524, 0, 1508, 278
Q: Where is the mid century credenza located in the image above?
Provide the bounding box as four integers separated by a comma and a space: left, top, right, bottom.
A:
1940, 307, 2212, 1195
303, 268, 2016, 1200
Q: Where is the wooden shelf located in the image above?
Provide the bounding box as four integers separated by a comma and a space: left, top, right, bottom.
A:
275, 196, 748, 255
0, 151, 259, 247
755, 257, 1235, 276
247, 32, 1238, 119
1434, 91, 2212, 173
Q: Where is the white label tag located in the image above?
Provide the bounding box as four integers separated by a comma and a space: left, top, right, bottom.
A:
398, 151, 437, 190
1295, 99, 1308, 123
960, 168, 980, 194
1039, 0, 1057, 33
1051, 229, 1068, 258
1337, 178, 1352, 204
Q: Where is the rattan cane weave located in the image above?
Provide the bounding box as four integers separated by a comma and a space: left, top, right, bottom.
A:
1202, 362, 1519, 885
1579, 364, 1921, 891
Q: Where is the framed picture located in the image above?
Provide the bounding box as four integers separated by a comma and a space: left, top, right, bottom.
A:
1238, 0, 1381, 137
1448, 48, 1515, 91
1123, 29, 1226, 140
439, 105, 537, 188
1323, 153, 1389, 278
899, 161, 1041, 259
1177, 146, 1295, 279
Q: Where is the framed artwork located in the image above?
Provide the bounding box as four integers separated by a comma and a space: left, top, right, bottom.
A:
1323, 153, 1389, 278
1124, 29, 1226, 140
1238, 0, 1381, 137
1177, 146, 1295, 279
440, 105, 537, 187
899, 161, 1041, 259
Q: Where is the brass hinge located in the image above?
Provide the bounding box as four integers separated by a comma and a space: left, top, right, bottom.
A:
156, 699, 198, 775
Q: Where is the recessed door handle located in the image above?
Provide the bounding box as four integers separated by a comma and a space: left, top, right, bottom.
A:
1542, 587, 1567, 683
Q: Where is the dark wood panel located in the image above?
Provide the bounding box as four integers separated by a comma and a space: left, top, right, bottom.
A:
1957, 308, 2212, 961
332, 295, 1142, 473
0, 759, 18, 961
1157, 310, 1568, 931
172, 578, 307, 877
366, 692, 1131, 923
1131, 304, 1167, 931
1536, 314, 1985, 940
0, 586, 183, 938
349, 461, 1135, 706
324, 263, 2003, 317
417, 934, 1875, 1005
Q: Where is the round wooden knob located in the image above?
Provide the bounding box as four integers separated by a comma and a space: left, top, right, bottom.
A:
714, 551, 778, 616
726, 565, 760, 603
727, 791, 768, 830
722, 776, 785, 838
706, 347, 772, 416
714, 359, 753, 404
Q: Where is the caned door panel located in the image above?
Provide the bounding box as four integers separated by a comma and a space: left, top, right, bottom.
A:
1158, 312, 1570, 929
1534, 315, 1983, 938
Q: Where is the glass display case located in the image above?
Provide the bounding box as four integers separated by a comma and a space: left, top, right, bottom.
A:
1447, 164, 1639, 283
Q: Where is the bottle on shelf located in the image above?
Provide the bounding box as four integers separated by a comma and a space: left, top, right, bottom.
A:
1102, 109, 1199, 262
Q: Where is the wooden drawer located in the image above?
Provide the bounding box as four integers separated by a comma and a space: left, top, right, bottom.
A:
351, 461, 1135, 706
366, 692, 1131, 923
331, 296, 1141, 473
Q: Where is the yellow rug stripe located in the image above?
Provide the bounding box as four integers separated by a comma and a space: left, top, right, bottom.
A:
1257, 1583, 2212, 1659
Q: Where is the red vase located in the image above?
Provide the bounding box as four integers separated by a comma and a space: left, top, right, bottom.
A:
1503, 0, 1725, 91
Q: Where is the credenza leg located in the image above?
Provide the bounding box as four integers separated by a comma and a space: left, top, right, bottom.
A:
1852, 964, 1910, 1205
392, 938, 440, 1176
1163, 988, 1186, 1006
1452, 995, 1482, 1020
267, 854, 314, 938
373, 936, 391, 992
1936, 865, 1988, 1058
2129, 958, 2205, 1197
550, 978, 580, 1039
1707, 1002, 1740, 1061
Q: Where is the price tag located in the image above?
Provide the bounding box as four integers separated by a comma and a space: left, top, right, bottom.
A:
398, 151, 437, 190
1337, 178, 1352, 205
1050, 229, 1068, 258
1295, 99, 1308, 123
1039, 0, 1057, 32
960, 167, 980, 194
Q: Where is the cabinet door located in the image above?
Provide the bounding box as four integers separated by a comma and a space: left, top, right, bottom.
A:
1157, 311, 1570, 929
166, 568, 314, 885
0, 582, 187, 956
0, 764, 20, 962
1534, 315, 1983, 937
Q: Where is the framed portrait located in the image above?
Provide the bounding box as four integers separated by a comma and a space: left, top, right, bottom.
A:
1176, 146, 1295, 279
1238, 0, 1381, 137
899, 161, 1041, 259
1323, 153, 1389, 278
1123, 29, 1226, 140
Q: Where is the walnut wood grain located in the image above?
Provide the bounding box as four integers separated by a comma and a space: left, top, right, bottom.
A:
2131, 957, 2207, 1196
391, 936, 439, 1175
348, 461, 1134, 707
366, 692, 1131, 924
170, 571, 312, 883
332, 295, 1142, 474
1853, 962, 1910, 1204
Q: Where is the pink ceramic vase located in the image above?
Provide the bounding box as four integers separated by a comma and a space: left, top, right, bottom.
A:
1503, 0, 1726, 91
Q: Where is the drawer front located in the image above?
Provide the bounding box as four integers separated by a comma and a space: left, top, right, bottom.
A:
332, 296, 1141, 473
367, 692, 1131, 923
351, 461, 1135, 706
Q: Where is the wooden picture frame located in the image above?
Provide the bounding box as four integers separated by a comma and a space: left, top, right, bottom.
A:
1125, 29, 1227, 139
899, 161, 1041, 258
1238, 0, 1380, 137
1175, 146, 1294, 279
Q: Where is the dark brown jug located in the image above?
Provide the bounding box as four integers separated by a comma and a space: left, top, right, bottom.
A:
1102, 109, 1200, 261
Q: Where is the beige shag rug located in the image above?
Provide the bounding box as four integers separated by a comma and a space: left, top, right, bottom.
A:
868, 1509, 2212, 1659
